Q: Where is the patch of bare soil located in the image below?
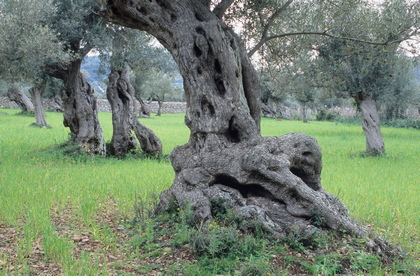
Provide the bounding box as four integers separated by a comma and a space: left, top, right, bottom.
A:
0, 198, 194, 275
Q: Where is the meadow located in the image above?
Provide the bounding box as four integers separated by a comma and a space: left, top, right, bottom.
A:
0, 109, 418, 275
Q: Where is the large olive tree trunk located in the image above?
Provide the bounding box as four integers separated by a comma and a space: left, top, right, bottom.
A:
46, 59, 106, 155
7, 86, 34, 112
107, 67, 162, 156
29, 84, 48, 127
355, 92, 385, 155
104, 0, 397, 257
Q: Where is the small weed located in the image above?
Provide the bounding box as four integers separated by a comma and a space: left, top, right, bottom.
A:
310, 209, 328, 228
130, 219, 159, 252
132, 194, 158, 225
348, 250, 381, 272
240, 258, 272, 276
310, 254, 344, 275
210, 197, 230, 219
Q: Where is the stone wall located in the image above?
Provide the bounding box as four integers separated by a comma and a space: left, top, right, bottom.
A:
96, 99, 186, 114
0, 97, 187, 114
0, 97, 19, 109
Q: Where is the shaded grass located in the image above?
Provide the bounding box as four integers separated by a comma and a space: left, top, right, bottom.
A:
0, 109, 418, 273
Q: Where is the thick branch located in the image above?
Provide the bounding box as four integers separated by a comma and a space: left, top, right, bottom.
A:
247, 0, 293, 58
262, 0, 294, 39
213, 0, 235, 19
248, 31, 410, 57
44, 62, 69, 80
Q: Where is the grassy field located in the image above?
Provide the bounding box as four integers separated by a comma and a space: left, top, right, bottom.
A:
0, 109, 418, 274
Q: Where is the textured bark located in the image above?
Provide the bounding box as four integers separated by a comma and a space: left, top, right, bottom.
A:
107, 67, 162, 156
137, 97, 151, 117
156, 97, 163, 116
261, 102, 277, 118
107, 68, 139, 156
133, 120, 162, 155
355, 93, 385, 155
49, 95, 64, 112
7, 87, 34, 113
104, 0, 398, 257
301, 102, 308, 123
29, 85, 48, 127
45, 60, 106, 155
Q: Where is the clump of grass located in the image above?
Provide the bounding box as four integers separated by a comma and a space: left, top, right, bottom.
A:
126, 196, 419, 275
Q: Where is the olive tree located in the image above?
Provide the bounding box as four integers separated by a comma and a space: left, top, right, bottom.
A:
102, 0, 400, 257
105, 27, 162, 156
45, 0, 108, 154
314, 1, 419, 155
251, 0, 419, 155
0, 0, 62, 126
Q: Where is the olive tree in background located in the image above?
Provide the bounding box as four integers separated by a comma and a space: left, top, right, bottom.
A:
45, 0, 108, 155
0, 0, 62, 126
314, 1, 419, 155
250, 0, 419, 155
105, 27, 162, 156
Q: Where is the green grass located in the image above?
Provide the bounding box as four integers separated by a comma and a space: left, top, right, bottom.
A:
0, 109, 418, 274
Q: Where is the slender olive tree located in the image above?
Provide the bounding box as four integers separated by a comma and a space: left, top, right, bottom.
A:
251, 0, 419, 155
313, 1, 419, 155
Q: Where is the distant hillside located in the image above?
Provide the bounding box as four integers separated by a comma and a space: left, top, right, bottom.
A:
81, 55, 109, 98
414, 66, 420, 83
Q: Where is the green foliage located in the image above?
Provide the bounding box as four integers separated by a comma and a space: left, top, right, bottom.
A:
0, 0, 63, 84
381, 118, 420, 129
309, 254, 344, 275
316, 109, 339, 122
52, 0, 107, 55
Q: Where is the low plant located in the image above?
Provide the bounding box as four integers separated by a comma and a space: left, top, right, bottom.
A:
316, 109, 339, 121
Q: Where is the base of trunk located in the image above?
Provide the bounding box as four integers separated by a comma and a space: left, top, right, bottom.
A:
7, 87, 35, 113
157, 133, 399, 258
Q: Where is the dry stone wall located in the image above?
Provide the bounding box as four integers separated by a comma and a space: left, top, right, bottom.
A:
0, 97, 187, 114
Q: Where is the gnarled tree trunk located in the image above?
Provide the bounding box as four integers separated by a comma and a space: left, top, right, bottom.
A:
355, 92, 385, 155
29, 85, 48, 127
132, 120, 162, 155
137, 97, 151, 117
49, 95, 64, 112
104, 0, 397, 257
45, 59, 106, 155
261, 102, 277, 118
7, 86, 34, 113
107, 68, 139, 156
107, 67, 162, 156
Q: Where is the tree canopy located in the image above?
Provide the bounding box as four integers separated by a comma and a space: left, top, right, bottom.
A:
0, 0, 62, 85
